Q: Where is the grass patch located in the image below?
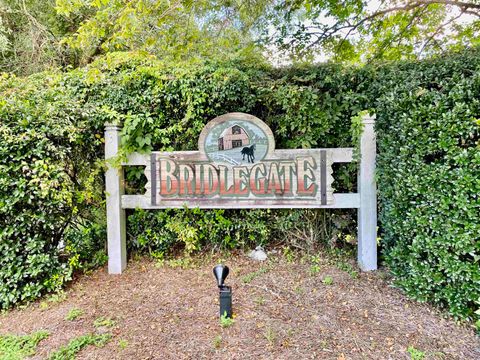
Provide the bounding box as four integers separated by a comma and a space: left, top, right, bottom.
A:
254, 296, 265, 306
65, 308, 84, 321
118, 339, 128, 350
241, 267, 270, 284
47, 292, 67, 304
324, 248, 359, 278
40, 292, 68, 311
47, 334, 111, 360
264, 327, 276, 346
407, 346, 425, 360
0, 330, 49, 360
322, 276, 333, 285
212, 335, 222, 349
93, 317, 116, 328
220, 312, 235, 328
294, 286, 304, 295
336, 261, 359, 279
155, 256, 197, 270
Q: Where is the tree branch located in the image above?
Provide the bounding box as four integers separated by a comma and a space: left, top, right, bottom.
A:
420, 9, 466, 53
299, 0, 480, 55
415, 0, 480, 10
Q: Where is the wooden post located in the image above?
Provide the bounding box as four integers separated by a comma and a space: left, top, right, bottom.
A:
357, 113, 377, 271
105, 123, 127, 274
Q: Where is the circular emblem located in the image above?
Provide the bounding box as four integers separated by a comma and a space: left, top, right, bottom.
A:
203, 117, 270, 166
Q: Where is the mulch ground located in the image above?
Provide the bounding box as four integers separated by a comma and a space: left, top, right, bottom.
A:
0, 252, 479, 359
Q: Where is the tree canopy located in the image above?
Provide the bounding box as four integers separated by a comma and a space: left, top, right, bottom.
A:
271, 0, 480, 62
0, 0, 479, 74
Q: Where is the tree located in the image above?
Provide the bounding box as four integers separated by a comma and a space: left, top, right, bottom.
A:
268, 0, 480, 62
0, 0, 78, 74
1, 0, 480, 75
0, 0, 272, 75
55, 0, 271, 65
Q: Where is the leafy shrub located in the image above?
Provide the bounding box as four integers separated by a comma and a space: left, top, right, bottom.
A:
128, 208, 311, 255
373, 51, 480, 321
0, 73, 105, 309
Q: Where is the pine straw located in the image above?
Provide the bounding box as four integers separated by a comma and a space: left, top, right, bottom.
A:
0, 253, 478, 359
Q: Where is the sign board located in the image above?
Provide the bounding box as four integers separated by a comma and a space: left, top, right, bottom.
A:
131, 113, 335, 208
105, 112, 377, 274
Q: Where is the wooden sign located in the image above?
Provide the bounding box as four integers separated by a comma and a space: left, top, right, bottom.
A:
126, 113, 337, 209
105, 112, 378, 274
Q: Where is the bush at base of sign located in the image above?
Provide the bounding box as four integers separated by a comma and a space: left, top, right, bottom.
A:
127, 207, 356, 258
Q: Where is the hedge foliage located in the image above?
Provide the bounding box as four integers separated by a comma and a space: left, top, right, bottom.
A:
372, 53, 480, 321
0, 72, 106, 307
0, 49, 478, 324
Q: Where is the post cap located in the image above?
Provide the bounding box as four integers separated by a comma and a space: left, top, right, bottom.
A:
361, 113, 376, 124
105, 122, 122, 131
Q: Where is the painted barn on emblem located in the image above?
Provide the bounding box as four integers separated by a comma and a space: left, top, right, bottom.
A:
218, 125, 250, 150
205, 118, 269, 166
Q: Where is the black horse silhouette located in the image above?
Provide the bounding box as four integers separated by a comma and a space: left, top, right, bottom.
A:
241, 144, 256, 163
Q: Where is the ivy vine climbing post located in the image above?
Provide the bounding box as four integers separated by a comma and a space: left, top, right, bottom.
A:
357, 113, 377, 271
105, 123, 127, 274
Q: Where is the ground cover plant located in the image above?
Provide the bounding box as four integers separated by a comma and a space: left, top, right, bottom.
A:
0, 330, 49, 359
47, 333, 111, 360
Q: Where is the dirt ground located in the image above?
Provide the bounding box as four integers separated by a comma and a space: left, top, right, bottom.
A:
1, 253, 479, 360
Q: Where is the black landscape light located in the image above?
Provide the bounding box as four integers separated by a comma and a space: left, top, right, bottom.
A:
213, 264, 232, 318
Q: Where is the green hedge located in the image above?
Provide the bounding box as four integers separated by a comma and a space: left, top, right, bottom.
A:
68, 54, 362, 256
372, 52, 480, 321
0, 73, 106, 307
0, 50, 478, 325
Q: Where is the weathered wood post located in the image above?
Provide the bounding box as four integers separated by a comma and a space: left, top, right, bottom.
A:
357, 113, 377, 271
105, 123, 127, 274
